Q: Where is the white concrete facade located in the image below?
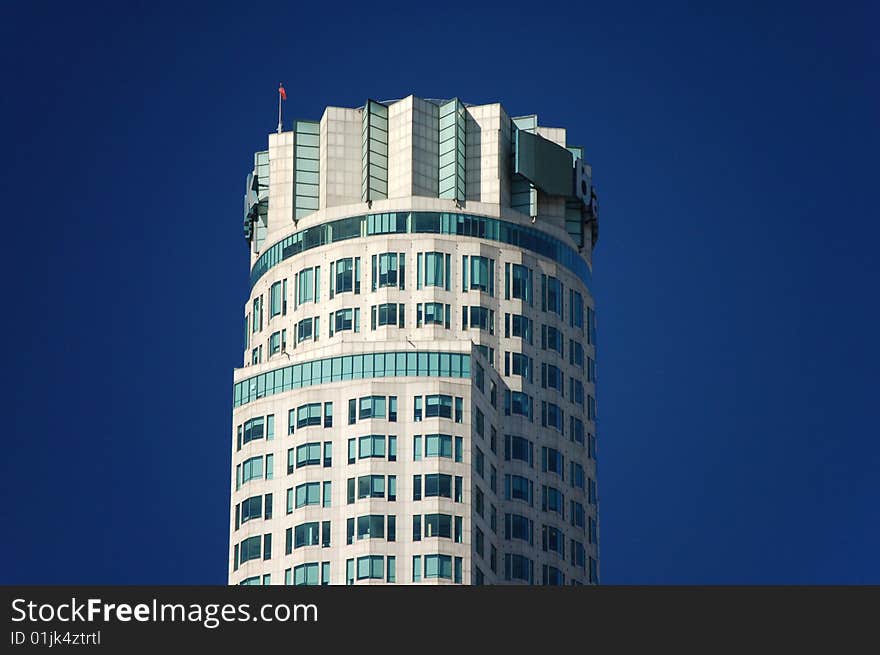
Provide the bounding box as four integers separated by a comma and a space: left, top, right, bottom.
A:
232, 96, 600, 585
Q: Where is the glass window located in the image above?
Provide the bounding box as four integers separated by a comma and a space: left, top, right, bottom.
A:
295, 482, 321, 508
463, 306, 494, 333
241, 456, 264, 483
293, 563, 320, 586
543, 275, 562, 316
571, 462, 586, 490
238, 536, 262, 564
424, 554, 453, 579
424, 434, 453, 458
425, 394, 453, 419
356, 475, 384, 499
505, 513, 533, 544
542, 401, 564, 433
570, 289, 584, 329
252, 297, 262, 334
570, 340, 585, 369
297, 317, 314, 343
424, 513, 453, 539
332, 257, 360, 296
504, 435, 534, 466
357, 434, 386, 459
359, 395, 386, 420
270, 281, 282, 317
356, 514, 385, 540
356, 555, 385, 580
239, 495, 263, 524
507, 263, 532, 303
468, 256, 494, 295
541, 364, 564, 393
295, 442, 322, 467
241, 417, 265, 447
296, 403, 322, 428
543, 485, 565, 517
542, 565, 565, 586
571, 417, 585, 445
506, 474, 534, 505
542, 447, 565, 478
505, 554, 533, 583
542, 325, 564, 355
294, 522, 320, 549
425, 473, 452, 498
297, 266, 320, 305
372, 303, 402, 329
506, 352, 532, 382
417, 302, 449, 328
507, 314, 533, 344
373, 252, 405, 289
331, 308, 359, 334
570, 378, 585, 407
420, 251, 449, 289
504, 390, 533, 420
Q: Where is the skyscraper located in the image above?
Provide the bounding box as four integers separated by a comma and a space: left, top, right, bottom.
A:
231, 96, 599, 585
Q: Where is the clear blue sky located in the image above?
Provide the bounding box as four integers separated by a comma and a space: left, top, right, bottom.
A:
1, 1, 877, 584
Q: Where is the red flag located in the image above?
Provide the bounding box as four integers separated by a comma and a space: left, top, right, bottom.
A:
279, 85, 287, 101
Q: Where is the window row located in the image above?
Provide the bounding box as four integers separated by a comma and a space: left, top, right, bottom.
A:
249, 212, 593, 302
255, 302, 594, 352
500, 392, 598, 429
234, 351, 472, 407
457, 559, 597, 586
262, 253, 524, 317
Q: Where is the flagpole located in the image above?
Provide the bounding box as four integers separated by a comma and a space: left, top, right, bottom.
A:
277, 82, 283, 134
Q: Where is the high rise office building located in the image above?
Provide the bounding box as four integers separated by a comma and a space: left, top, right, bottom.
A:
231, 96, 600, 585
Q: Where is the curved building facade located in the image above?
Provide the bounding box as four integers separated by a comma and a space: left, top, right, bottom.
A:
230, 96, 600, 585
